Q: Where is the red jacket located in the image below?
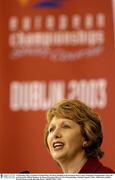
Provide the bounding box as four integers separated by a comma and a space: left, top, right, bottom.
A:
79, 158, 114, 173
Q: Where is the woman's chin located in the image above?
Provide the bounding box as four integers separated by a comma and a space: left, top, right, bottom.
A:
52, 150, 66, 161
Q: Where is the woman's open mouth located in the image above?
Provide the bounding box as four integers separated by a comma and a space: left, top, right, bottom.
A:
53, 141, 64, 150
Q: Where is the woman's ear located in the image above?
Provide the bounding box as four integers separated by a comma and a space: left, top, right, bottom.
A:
82, 141, 88, 148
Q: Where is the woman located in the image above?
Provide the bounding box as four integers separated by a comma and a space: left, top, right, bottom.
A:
44, 99, 114, 173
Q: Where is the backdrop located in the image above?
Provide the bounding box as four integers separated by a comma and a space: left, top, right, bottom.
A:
0, 0, 115, 173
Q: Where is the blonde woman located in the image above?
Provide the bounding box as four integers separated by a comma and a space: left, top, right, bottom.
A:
44, 99, 114, 173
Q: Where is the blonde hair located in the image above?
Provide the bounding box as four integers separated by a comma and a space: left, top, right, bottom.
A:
44, 99, 104, 159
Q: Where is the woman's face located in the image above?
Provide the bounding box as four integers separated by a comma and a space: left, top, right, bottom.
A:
47, 116, 85, 163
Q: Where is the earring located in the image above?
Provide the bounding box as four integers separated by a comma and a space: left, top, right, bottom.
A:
83, 141, 87, 148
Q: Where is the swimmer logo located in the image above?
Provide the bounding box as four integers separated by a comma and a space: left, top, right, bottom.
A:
33, 0, 64, 8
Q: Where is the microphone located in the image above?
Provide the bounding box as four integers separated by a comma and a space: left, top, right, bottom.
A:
20, 171, 30, 173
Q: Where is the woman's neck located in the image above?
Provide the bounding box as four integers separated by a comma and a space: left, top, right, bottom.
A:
58, 152, 87, 173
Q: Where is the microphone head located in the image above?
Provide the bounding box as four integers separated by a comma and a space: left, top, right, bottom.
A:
20, 170, 30, 173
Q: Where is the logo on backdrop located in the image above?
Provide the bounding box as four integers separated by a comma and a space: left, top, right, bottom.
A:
17, 0, 64, 8
17, 0, 30, 7
33, 0, 63, 8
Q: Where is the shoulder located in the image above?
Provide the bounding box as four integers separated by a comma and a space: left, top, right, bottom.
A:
79, 158, 114, 173
95, 164, 114, 173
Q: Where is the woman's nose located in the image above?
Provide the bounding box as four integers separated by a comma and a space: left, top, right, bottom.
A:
54, 128, 61, 138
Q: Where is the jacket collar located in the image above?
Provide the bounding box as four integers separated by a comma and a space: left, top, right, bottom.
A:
79, 157, 102, 173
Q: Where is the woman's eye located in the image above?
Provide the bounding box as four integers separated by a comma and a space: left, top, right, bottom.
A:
63, 124, 70, 128
49, 127, 54, 133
